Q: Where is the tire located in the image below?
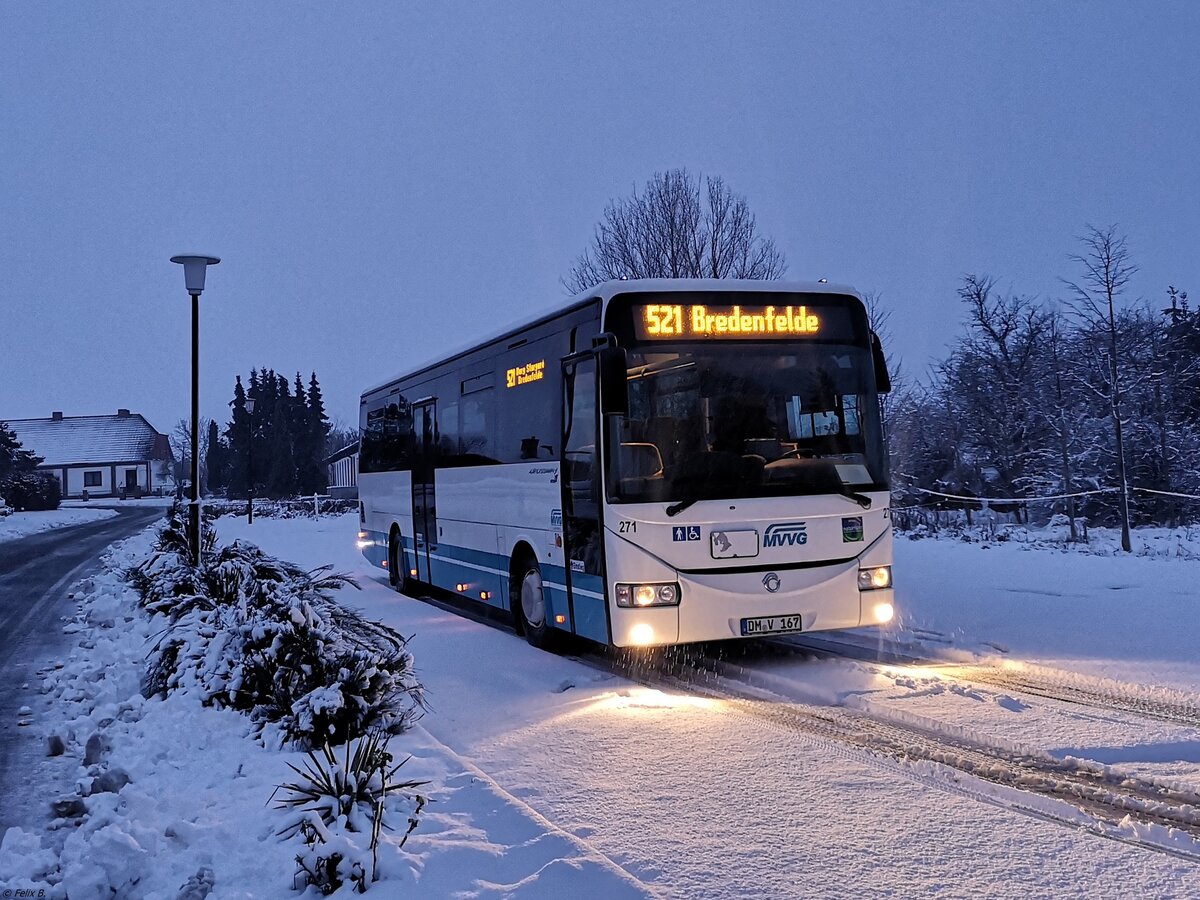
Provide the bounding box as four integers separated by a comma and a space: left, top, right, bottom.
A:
389, 531, 412, 595
515, 560, 559, 651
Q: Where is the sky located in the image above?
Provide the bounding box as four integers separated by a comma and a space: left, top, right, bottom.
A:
2, 3, 1198, 437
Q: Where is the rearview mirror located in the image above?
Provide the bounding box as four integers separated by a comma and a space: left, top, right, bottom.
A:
871, 332, 891, 394
598, 346, 629, 416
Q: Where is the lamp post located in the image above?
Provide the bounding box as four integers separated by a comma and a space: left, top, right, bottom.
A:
169, 254, 221, 565
245, 397, 255, 524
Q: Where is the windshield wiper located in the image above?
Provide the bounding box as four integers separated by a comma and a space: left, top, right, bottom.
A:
666, 496, 701, 517
838, 487, 873, 509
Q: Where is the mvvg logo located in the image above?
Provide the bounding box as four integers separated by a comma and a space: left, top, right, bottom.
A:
763, 522, 808, 548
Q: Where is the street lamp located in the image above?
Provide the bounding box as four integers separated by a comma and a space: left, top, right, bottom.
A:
245, 397, 255, 524
170, 253, 220, 565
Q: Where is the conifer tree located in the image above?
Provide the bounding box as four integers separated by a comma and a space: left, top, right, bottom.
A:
222, 367, 335, 500
225, 375, 250, 498
0, 422, 43, 483
304, 372, 332, 493
266, 372, 296, 497
205, 419, 224, 495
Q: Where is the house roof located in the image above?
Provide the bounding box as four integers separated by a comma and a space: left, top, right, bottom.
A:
323, 440, 359, 466
3, 412, 174, 467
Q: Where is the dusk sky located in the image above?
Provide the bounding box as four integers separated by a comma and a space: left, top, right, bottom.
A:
2, 3, 1197, 436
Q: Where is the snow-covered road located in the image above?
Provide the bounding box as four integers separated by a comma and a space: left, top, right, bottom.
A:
0, 508, 118, 543
209, 514, 1200, 897
6, 514, 1198, 898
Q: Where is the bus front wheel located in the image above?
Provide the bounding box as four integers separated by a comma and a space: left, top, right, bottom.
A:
389, 531, 412, 595
516, 562, 558, 651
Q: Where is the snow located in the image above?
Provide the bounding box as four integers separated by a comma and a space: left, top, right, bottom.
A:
4, 514, 1199, 898
894, 532, 1200, 690
0, 507, 117, 542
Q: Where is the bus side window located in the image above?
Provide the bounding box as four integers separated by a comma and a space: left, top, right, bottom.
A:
382, 395, 415, 471
496, 334, 563, 463
460, 375, 496, 465
361, 400, 387, 473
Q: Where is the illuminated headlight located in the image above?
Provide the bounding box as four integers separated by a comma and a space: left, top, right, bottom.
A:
857, 566, 892, 591
873, 601, 895, 624
615, 583, 680, 608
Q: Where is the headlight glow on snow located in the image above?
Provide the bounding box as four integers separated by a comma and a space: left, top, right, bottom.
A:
629, 623, 656, 646
857, 565, 892, 591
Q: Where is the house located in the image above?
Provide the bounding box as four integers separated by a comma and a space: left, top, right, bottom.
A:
324, 440, 358, 500
4, 410, 175, 499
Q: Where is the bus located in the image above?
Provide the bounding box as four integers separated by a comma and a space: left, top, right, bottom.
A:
357, 279, 894, 650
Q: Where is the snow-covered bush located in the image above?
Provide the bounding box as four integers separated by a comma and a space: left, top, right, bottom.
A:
3, 470, 62, 510
129, 508, 424, 746
272, 731, 426, 892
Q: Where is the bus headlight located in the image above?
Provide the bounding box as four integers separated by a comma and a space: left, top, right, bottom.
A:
615, 583, 680, 608
857, 566, 892, 591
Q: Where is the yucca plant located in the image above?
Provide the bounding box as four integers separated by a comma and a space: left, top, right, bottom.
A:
272, 731, 427, 889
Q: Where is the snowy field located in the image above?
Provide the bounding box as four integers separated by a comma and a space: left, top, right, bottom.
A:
3, 513, 1198, 898
894, 533, 1200, 691
0, 507, 117, 543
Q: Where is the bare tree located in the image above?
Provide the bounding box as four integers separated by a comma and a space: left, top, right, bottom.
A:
1062, 225, 1137, 551
862, 290, 904, 429
170, 416, 213, 495
940, 275, 1052, 520
564, 169, 787, 293
325, 419, 359, 457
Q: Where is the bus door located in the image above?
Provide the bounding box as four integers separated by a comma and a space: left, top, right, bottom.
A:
560, 355, 606, 641
412, 398, 438, 582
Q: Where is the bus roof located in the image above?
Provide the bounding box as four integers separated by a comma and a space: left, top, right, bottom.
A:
361, 278, 862, 399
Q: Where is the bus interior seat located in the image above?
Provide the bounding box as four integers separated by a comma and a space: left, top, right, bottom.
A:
619, 442, 663, 478
743, 437, 782, 460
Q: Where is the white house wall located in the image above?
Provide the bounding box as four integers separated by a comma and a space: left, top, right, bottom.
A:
67, 466, 112, 496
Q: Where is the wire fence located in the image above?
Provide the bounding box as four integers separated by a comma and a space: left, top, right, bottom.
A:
891, 478, 1200, 534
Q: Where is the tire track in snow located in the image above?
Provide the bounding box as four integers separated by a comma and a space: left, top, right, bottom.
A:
783, 633, 1200, 729
595, 650, 1200, 864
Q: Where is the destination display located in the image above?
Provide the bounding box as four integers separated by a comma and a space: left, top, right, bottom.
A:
505, 359, 545, 388
634, 303, 823, 340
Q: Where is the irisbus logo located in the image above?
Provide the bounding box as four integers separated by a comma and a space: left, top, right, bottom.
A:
763, 522, 808, 548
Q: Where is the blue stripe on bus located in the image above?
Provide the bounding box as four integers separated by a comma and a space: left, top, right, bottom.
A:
362, 534, 610, 643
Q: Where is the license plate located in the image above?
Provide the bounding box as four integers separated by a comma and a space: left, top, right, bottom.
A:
740, 614, 804, 636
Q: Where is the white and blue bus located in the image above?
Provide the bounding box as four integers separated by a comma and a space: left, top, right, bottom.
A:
358, 279, 894, 650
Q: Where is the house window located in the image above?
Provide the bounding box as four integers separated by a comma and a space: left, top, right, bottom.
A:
84, 471, 102, 487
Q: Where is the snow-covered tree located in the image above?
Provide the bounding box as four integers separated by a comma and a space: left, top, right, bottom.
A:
1062, 225, 1138, 549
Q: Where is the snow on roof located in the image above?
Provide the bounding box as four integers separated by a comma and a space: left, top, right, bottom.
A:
3, 412, 173, 467
323, 440, 359, 465
362, 278, 861, 397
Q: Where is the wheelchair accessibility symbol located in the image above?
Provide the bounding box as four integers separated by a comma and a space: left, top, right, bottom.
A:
672, 526, 701, 542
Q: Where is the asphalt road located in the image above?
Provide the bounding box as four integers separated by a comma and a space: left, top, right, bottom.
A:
0, 505, 165, 839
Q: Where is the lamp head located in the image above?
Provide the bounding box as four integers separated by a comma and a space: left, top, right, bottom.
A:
170, 254, 221, 294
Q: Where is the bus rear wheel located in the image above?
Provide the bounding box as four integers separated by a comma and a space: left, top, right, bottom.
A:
516, 561, 558, 651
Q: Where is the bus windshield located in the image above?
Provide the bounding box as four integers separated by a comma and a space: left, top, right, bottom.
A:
604, 341, 888, 505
